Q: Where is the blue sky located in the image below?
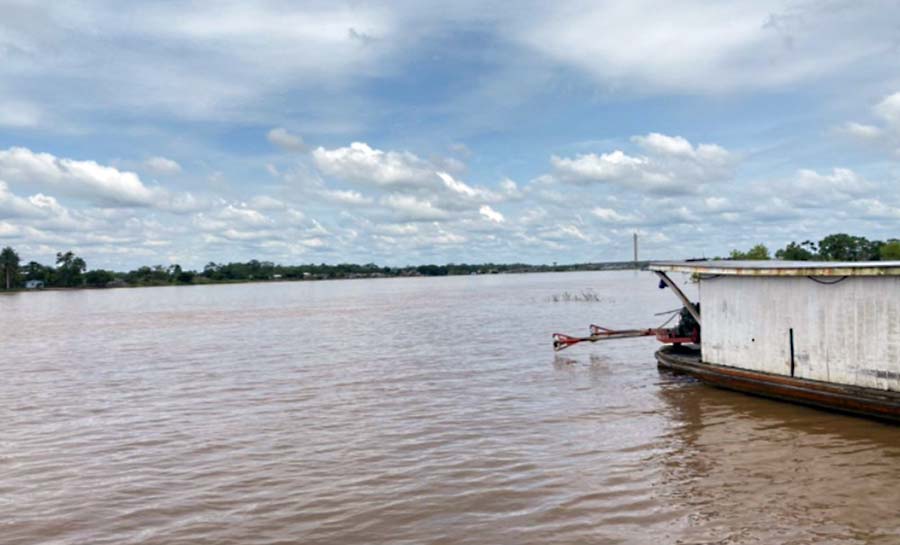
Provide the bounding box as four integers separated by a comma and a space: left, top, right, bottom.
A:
1, 0, 899, 270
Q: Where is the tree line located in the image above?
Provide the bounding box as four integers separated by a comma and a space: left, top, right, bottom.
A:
729, 233, 900, 261
3, 232, 893, 291
0, 246, 641, 290
2, 249, 92, 289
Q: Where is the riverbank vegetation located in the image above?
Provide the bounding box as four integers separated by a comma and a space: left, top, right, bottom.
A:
730, 233, 900, 262
0, 245, 645, 290
2, 232, 895, 291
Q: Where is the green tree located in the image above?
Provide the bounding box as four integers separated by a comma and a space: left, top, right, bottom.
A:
23, 261, 51, 283
0, 246, 20, 289
167, 264, 182, 282
85, 269, 116, 287
416, 264, 449, 276
55, 251, 87, 287
149, 265, 169, 284
176, 270, 196, 284
124, 265, 170, 285
729, 244, 770, 260
880, 239, 900, 260
817, 233, 880, 261
775, 240, 818, 261
168, 264, 195, 284
203, 262, 223, 280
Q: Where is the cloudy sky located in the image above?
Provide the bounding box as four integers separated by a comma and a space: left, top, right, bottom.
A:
1, 0, 899, 270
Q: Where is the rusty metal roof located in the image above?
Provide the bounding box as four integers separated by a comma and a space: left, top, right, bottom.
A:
648, 260, 900, 276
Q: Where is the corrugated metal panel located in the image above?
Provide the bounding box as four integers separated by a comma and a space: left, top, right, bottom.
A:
650, 260, 900, 277
700, 276, 900, 391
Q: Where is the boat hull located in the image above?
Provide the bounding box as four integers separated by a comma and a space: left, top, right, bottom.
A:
656, 346, 900, 423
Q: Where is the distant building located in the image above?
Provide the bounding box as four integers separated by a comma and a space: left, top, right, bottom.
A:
24, 280, 44, 289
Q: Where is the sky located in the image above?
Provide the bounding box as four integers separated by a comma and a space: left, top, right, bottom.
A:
1, 0, 899, 270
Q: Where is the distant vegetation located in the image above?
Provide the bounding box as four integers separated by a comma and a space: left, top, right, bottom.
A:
0, 245, 646, 291
730, 233, 900, 262
728, 244, 771, 260
3, 232, 894, 291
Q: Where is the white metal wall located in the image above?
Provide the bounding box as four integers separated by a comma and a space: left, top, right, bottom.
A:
700, 276, 900, 391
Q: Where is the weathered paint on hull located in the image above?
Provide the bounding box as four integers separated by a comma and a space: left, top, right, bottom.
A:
656, 346, 900, 423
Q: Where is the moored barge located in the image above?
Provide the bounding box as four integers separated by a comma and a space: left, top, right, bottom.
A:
553, 260, 900, 422
650, 260, 900, 422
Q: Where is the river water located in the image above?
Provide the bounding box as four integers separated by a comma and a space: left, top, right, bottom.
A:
2, 271, 898, 545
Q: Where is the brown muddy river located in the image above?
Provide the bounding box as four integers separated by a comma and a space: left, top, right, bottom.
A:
2, 271, 899, 544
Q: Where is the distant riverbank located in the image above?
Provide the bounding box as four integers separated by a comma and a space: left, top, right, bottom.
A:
6, 259, 651, 292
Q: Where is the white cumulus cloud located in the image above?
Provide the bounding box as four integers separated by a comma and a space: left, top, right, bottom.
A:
479, 205, 504, 223
313, 142, 435, 187
509, 2, 898, 94
850, 198, 900, 220
875, 92, 900, 130
760, 167, 878, 210
549, 133, 735, 193
437, 171, 503, 205
591, 207, 640, 223
841, 90, 900, 155
380, 194, 450, 221
267, 128, 307, 152
320, 189, 373, 206
144, 156, 182, 175
0, 147, 166, 207
839, 122, 883, 140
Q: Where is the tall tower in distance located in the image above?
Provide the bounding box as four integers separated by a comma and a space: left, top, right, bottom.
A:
633, 232, 638, 265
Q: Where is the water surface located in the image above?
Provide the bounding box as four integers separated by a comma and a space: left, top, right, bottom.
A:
2, 271, 898, 544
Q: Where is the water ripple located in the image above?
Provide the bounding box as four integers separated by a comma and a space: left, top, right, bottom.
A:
2, 272, 900, 545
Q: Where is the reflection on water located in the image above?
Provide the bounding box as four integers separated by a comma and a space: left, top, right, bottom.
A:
1, 271, 898, 545
655, 371, 900, 544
